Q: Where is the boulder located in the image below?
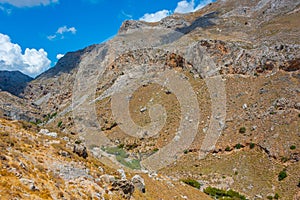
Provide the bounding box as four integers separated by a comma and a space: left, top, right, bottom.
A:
131, 175, 145, 193
73, 143, 88, 158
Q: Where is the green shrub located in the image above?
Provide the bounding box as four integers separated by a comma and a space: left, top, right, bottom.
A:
181, 179, 201, 189
225, 146, 231, 151
249, 143, 255, 149
235, 143, 244, 149
184, 149, 189, 154
57, 121, 63, 127
278, 169, 287, 181
203, 186, 247, 200
290, 145, 296, 150
75, 140, 82, 144
274, 193, 279, 199
239, 127, 246, 133
267, 196, 273, 200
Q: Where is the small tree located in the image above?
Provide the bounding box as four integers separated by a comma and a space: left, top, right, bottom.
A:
239, 127, 246, 133
278, 169, 287, 181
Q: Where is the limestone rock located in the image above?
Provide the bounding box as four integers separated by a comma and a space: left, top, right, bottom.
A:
131, 175, 145, 193
73, 143, 88, 158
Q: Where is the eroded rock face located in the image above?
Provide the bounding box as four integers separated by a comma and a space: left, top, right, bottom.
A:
111, 179, 135, 200
131, 175, 145, 193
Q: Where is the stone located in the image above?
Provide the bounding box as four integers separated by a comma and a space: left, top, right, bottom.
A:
117, 169, 126, 180
131, 175, 145, 193
140, 107, 147, 113
100, 174, 115, 184
73, 143, 88, 158
38, 129, 57, 138
58, 150, 71, 158
294, 102, 300, 110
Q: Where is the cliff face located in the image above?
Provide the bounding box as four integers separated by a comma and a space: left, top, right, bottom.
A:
1, 0, 300, 199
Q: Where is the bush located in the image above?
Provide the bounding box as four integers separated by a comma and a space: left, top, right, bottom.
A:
181, 179, 201, 189
235, 143, 244, 149
225, 146, 231, 151
184, 149, 189, 154
57, 121, 63, 127
203, 186, 247, 200
249, 143, 255, 149
274, 193, 279, 199
239, 127, 246, 133
290, 145, 296, 150
278, 169, 287, 181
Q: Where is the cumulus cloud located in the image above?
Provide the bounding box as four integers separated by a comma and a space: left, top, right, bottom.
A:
56, 53, 64, 59
139, 0, 214, 22
174, 0, 195, 13
0, 0, 59, 8
139, 10, 171, 23
47, 25, 77, 40
175, 0, 214, 13
0, 33, 51, 77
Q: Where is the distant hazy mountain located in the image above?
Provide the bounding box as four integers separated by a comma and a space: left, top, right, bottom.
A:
0, 70, 33, 97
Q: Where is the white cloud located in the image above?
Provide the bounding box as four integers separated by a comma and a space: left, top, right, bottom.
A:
174, 0, 195, 14
139, 0, 214, 22
0, 0, 59, 8
194, 0, 214, 11
47, 25, 77, 40
0, 33, 51, 77
139, 10, 171, 23
56, 53, 64, 59
56, 26, 77, 34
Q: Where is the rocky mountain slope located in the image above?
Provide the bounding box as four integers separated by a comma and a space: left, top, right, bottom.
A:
1, 0, 300, 199
0, 70, 33, 97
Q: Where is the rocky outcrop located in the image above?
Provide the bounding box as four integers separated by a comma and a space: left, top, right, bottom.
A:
111, 179, 135, 200
131, 175, 146, 193
0, 91, 41, 122
73, 143, 88, 158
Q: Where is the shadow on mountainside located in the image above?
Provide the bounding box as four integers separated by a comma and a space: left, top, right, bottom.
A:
176, 11, 218, 34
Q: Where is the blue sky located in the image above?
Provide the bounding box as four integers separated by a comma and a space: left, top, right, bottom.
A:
0, 0, 214, 77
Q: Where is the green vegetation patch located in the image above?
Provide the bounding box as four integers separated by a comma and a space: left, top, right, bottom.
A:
278, 169, 287, 181
180, 178, 201, 189
103, 146, 141, 169
204, 186, 247, 200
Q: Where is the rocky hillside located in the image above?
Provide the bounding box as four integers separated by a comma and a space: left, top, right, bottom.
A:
1, 0, 300, 199
0, 70, 33, 97
0, 118, 211, 199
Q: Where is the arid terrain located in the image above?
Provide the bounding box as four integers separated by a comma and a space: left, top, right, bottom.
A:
0, 0, 299, 199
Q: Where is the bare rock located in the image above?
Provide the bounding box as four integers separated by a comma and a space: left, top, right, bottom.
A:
100, 174, 115, 184
73, 143, 88, 158
131, 175, 145, 193
39, 129, 57, 138
111, 179, 135, 200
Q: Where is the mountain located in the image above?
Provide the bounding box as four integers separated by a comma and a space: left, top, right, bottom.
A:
0, 70, 33, 97
1, 0, 300, 199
